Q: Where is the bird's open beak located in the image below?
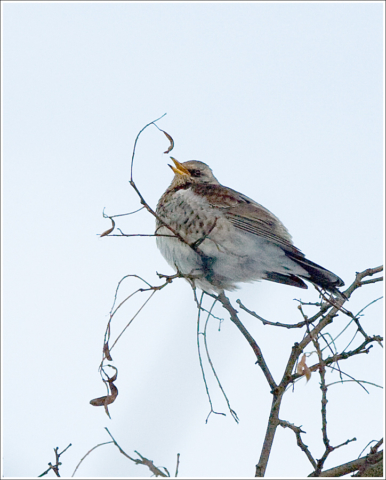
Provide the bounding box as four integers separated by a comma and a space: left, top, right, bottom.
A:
169, 157, 191, 176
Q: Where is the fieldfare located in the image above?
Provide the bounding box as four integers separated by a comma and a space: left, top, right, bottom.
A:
156, 158, 344, 295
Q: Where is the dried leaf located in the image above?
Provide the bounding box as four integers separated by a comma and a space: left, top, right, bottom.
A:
104, 382, 118, 417
100, 218, 115, 237
162, 130, 174, 154
90, 395, 110, 407
103, 343, 113, 361
297, 353, 311, 382
90, 367, 119, 417
106, 367, 118, 384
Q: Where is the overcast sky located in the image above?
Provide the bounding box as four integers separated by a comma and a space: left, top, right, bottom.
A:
2, 1, 384, 478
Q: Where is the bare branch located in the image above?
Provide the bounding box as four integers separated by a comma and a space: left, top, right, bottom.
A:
343, 266, 383, 297
39, 444, 72, 478
313, 334, 331, 473
360, 276, 383, 285
175, 453, 180, 477
195, 293, 227, 423
105, 428, 169, 477
279, 420, 317, 469
129, 113, 167, 182
71, 442, 113, 477
199, 294, 239, 423
215, 292, 277, 392
311, 450, 383, 477
237, 299, 313, 329
255, 266, 383, 476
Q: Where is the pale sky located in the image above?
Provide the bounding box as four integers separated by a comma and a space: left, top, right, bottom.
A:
2, 1, 384, 478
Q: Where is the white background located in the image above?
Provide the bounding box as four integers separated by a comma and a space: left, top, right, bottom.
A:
2, 2, 384, 478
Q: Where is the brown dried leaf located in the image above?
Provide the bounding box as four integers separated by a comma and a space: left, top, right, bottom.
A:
162, 130, 174, 154
90, 395, 109, 407
90, 387, 118, 417
103, 343, 113, 361
100, 218, 115, 237
297, 353, 311, 382
90, 367, 119, 417
107, 369, 118, 384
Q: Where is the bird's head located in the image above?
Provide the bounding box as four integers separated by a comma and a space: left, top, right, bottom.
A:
168, 158, 220, 187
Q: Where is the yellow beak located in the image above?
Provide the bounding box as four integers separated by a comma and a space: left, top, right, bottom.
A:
169, 157, 191, 176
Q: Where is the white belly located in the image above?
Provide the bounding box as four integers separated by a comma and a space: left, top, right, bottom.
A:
156, 215, 307, 293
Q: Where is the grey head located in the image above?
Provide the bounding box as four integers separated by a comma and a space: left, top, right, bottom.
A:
168, 158, 220, 188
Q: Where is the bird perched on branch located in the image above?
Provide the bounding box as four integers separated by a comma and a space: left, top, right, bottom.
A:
156, 158, 344, 295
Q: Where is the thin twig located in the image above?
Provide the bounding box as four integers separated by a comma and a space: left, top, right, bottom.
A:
201, 295, 239, 423
105, 428, 169, 477
71, 442, 113, 477
237, 299, 313, 329
39, 444, 72, 478
216, 292, 277, 392
195, 293, 227, 422
175, 453, 180, 477
279, 420, 317, 469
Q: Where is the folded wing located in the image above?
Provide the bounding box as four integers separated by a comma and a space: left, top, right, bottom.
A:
192, 184, 345, 292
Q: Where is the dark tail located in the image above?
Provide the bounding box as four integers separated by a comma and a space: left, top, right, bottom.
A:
286, 252, 344, 294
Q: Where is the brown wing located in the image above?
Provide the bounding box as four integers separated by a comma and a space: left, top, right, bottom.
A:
190, 184, 304, 256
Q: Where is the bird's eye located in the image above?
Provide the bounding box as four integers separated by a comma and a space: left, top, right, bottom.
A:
190, 169, 202, 178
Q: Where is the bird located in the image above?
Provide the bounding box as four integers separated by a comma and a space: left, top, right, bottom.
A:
155, 158, 344, 295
